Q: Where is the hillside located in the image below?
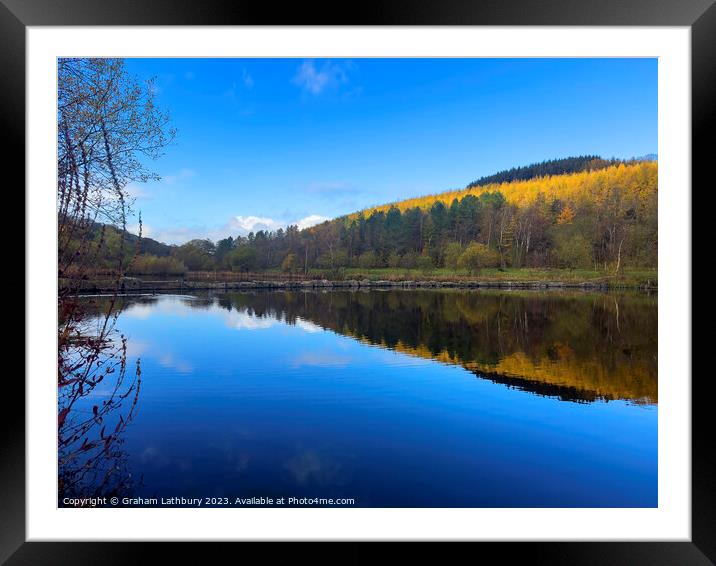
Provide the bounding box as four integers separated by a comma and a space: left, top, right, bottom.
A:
356, 160, 657, 217
287, 158, 657, 274
466, 155, 619, 188
71, 220, 175, 257
59, 219, 178, 276
69, 156, 658, 277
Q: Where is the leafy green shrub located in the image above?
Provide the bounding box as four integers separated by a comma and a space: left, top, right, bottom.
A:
128, 254, 186, 275
458, 242, 500, 275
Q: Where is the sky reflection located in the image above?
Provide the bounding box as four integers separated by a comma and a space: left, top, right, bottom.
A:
79, 291, 657, 507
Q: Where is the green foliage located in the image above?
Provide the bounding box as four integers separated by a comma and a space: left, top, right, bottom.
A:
230, 245, 258, 272
128, 255, 186, 275
326, 267, 347, 280
281, 252, 297, 273
215, 237, 234, 269
400, 251, 419, 269
174, 240, 215, 271
415, 254, 435, 275
333, 249, 349, 268
71, 159, 658, 278
552, 232, 593, 270
387, 251, 402, 268
358, 250, 380, 269
458, 242, 500, 274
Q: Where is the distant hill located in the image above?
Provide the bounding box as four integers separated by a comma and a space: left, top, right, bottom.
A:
466, 155, 620, 188
124, 229, 175, 257
84, 220, 175, 257
69, 155, 658, 275
355, 157, 657, 218
310, 157, 658, 273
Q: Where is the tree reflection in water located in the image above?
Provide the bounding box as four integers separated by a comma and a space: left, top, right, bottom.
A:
56, 58, 173, 505
214, 289, 657, 404
58, 296, 142, 504
104, 288, 657, 406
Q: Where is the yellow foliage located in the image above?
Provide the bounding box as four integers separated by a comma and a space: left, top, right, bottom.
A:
355, 162, 657, 218
556, 205, 576, 225
391, 340, 656, 403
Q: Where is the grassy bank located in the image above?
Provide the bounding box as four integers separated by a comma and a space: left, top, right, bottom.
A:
340, 267, 654, 283
67, 267, 657, 293
183, 267, 657, 288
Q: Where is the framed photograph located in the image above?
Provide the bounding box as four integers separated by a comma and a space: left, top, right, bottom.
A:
8, 0, 709, 563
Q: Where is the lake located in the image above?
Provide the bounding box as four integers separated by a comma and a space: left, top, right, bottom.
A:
61, 288, 657, 508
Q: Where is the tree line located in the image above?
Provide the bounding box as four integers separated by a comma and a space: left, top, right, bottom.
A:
104, 159, 656, 276
465, 155, 622, 188
127, 289, 652, 403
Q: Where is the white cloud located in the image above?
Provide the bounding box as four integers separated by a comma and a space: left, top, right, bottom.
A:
231, 215, 279, 232
143, 213, 333, 245
141, 225, 206, 244
162, 168, 195, 185
223, 70, 254, 100
124, 183, 150, 200
296, 214, 330, 230
292, 60, 352, 95
126, 222, 153, 238
242, 68, 254, 88
227, 213, 328, 235
137, 224, 222, 245
294, 317, 323, 333
223, 310, 276, 331
157, 353, 194, 374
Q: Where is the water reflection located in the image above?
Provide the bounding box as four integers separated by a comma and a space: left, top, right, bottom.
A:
73, 289, 657, 507
109, 289, 656, 405
58, 294, 143, 505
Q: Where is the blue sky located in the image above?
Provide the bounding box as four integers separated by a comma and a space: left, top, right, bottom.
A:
122, 58, 657, 244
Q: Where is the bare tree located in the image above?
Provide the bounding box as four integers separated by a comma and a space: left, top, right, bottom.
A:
57, 58, 174, 503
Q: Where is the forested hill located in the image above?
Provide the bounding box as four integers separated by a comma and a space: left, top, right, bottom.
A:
78, 156, 658, 276
309, 159, 658, 272
120, 227, 174, 257
356, 155, 655, 218
466, 155, 618, 188
84, 221, 174, 257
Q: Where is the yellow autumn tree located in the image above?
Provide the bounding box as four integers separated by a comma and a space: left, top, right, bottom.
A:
355, 162, 657, 218
556, 205, 576, 225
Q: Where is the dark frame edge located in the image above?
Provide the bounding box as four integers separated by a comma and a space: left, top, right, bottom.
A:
1, 1, 26, 565
7, 0, 712, 563
691, 1, 716, 564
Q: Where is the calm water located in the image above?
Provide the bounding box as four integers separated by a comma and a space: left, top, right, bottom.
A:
64, 289, 657, 507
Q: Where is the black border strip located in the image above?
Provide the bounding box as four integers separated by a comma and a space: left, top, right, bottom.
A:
1, 0, 714, 26
7, 1, 709, 563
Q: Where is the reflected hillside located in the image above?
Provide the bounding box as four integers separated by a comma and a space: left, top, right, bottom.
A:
224, 290, 657, 404
216, 289, 656, 404
82, 289, 657, 405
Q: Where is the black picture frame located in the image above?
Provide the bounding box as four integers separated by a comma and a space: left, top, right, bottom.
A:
6, 1, 709, 563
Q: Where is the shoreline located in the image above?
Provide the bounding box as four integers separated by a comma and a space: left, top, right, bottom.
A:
65, 276, 657, 294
